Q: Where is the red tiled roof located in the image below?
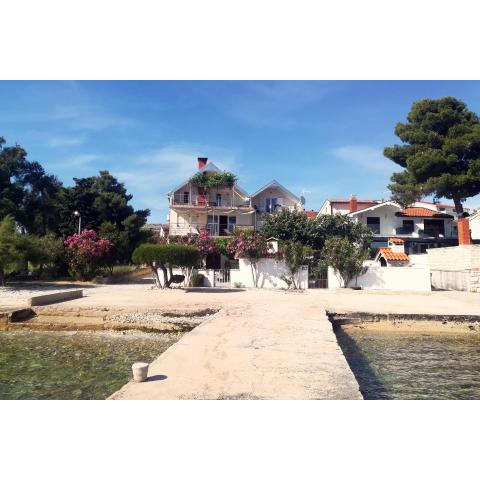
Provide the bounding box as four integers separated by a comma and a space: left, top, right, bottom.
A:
396, 207, 453, 218
388, 237, 405, 245
304, 210, 318, 219
330, 199, 379, 205
379, 247, 409, 262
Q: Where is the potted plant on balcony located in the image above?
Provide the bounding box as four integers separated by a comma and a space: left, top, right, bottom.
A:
190, 171, 237, 206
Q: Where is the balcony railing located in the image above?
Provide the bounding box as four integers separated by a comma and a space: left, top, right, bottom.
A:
418, 229, 445, 238
394, 226, 454, 238
170, 193, 250, 208
169, 223, 254, 237
395, 227, 414, 235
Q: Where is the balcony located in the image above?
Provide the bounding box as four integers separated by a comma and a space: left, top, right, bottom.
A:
169, 223, 254, 237
170, 193, 250, 208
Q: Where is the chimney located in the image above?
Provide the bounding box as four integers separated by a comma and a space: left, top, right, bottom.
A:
349, 194, 358, 213
388, 238, 405, 253
458, 218, 471, 245
197, 157, 208, 170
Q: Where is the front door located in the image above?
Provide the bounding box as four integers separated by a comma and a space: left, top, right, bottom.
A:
219, 215, 228, 236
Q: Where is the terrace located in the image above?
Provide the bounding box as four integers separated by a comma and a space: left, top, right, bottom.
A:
169, 192, 251, 209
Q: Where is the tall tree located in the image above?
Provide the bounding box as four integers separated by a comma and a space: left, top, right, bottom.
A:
0, 137, 62, 234
384, 97, 480, 214
57, 171, 150, 262
261, 209, 371, 251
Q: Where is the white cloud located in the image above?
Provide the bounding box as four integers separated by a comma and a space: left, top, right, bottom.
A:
220, 81, 336, 128
37, 104, 133, 131
45, 154, 102, 172
46, 136, 84, 148
332, 145, 397, 174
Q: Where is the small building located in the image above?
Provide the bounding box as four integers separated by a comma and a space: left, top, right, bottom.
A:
375, 238, 409, 267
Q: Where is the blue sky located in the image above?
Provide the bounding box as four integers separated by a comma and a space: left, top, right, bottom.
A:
2, 80, 480, 222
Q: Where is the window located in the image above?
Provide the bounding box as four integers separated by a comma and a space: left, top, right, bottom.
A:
183, 191, 190, 204
423, 219, 445, 237
216, 193, 222, 206
402, 220, 414, 233
207, 215, 237, 235
227, 216, 236, 233
265, 198, 278, 213
367, 217, 380, 234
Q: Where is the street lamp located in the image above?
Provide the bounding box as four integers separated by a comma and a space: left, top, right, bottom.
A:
73, 211, 81, 235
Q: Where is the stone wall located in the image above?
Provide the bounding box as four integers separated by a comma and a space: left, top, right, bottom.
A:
427, 245, 480, 271
469, 269, 480, 293
427, 245, 480, 292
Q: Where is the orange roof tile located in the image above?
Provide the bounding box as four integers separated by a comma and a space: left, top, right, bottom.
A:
388, 237, 405, 244
304, 210, 318, 219
379, 247, 409, 262
330, 199, 379, 205
396, 207, 453, 218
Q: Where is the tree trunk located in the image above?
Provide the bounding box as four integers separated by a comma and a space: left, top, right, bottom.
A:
160, 265, 169, 289
251, 261, 259, 288
150, 265, 161, 288
0, 269, 5, 287
453, 197, 464, 216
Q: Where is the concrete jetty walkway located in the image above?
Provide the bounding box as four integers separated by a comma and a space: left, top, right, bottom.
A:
110, 293, 362, 400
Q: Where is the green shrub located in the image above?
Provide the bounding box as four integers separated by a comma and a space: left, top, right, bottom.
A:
322, 236, 368, 288
190, 273, 205, 287
132, 243, 200, 288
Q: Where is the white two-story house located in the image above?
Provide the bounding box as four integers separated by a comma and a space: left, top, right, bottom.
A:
318, 195, 461, 254
167, 157, 303, 237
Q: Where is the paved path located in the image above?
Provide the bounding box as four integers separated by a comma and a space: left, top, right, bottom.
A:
110, 294, 362, 400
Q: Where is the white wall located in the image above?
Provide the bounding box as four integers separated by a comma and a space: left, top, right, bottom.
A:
231, 259, 308, 289
328, 265, 431, 291
469, 215, 480, 240
169, 259, 309, 289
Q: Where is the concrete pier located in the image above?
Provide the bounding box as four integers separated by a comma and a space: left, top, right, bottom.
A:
110, 296, 362, 400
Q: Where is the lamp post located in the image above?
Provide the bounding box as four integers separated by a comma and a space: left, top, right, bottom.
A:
73, 211, 81, 235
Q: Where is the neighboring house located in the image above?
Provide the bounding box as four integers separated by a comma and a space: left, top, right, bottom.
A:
468, 209, 480, 241
167, 157, 303, 237
318, 196, 466, 218
143, 223, 169, 238
318, 197, 380, 215
318, 195, 459, 254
